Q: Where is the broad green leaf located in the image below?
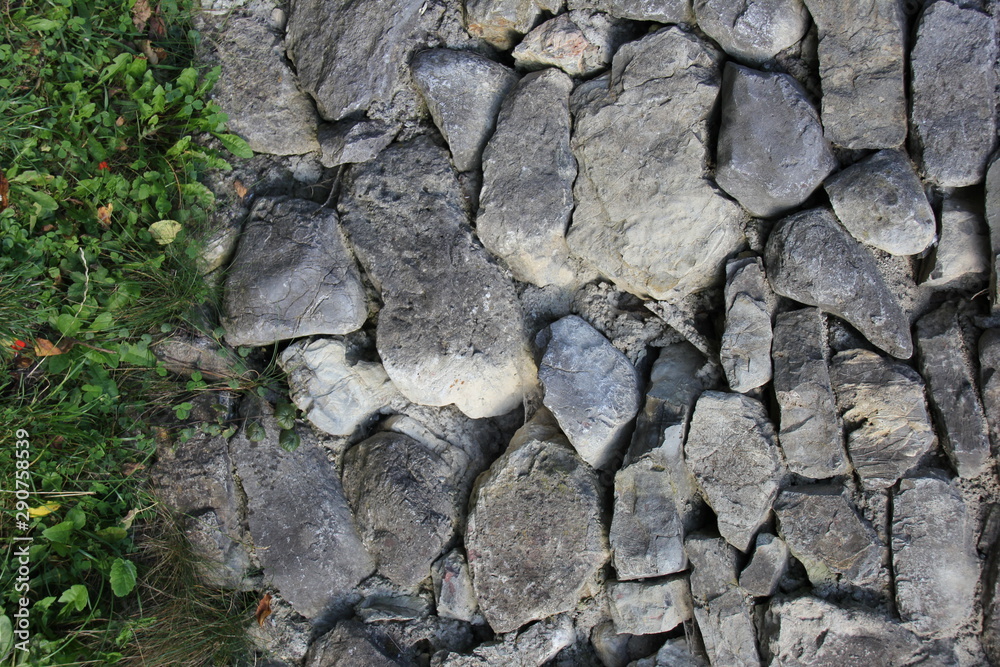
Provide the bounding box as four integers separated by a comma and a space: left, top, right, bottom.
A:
274, 402, 296, 430
215, 132, 253, 159
278, 428, 300, 453
245, 420, 265, 442
42, 521, 75, 544
22, 17, 60, 31
22, 188, 58, 214
176, 67, 198, 94
0, 615, 13, 662
97, 526, 128, 542
58, 584, 89, 612
88, 311, 114, 332
66, 506, 86, 529
110, 558, 137, 597
55, 313, 82, 337
148, 219, 181, 245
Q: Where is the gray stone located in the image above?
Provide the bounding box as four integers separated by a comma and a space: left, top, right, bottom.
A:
355, 592, 430, 623
607, 578, 694, 635
590, 621, 629, 667
317, 119, 396, 168
772, 308, 849, 479
774, 486, 883, 587
340, 137, 536, 419
824, 150, 936, 256
915, 304, 991, 478
513, 10, 631, 77
685, 392, 785, 551
720, 257, 775, 393
222, 198, 367, 347
567, 0, 693, 23
829, 349, 937, 489
568, 28, 744, 301
987, 155, 1000, 309
739, 533, 790, 598
686, 534, 739, 604
765, 208, 913, 359
433, 615, 575, 666
279, 337, 401, 437
892, 475, 979, 636
911, 1, 998, 187
411, 49, 518, 173
539, 315, 642, 469
230, 400, 374, 619
209, 15, 319, 155
980, 328, 1000, 450
715, 63, 836, 218
628, 639, 708, 667
465, 409, 608, 633
305, 621, 402, 667
153, 332, 244, 382
693, 0, 809, 65
985, 547, 1000, 665
803, 0, 906, 149
477, 69, 582, 288
463, 0, 564, 49
432, 549, 479, 623
610, 455, 686, 580
763, 596, 923, 666
923, 193, 991, 288
694, 590, 761, 667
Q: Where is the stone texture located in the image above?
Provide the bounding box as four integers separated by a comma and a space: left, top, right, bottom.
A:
720, 256, 775, 393
824, 150, 936, 256
628, 639, 707, 667
715, 63, 836, 218
305, 621, 401, 667
568, 27, 744, 301
567, 0, 693, 23
987, 155, 1000, 309
411, 49, 518, 173
607, 578, 694, 635
892, 475, 979, 636
911, 1, 998, 187
694, 590, 761, 667
765, 208, 913, 359
686, 534, 740, 604
476, 68, 582, 288
772, 308, 849, 479
539, 315, 642, 469
463, 0, 564, 49
981, 328, 1000, 450
829, 349, 937, 489
465, 409, 608, 633
230, 400, 374, 619
340, 137, 535, 419
222, 198, 367, 347
432, 549, 479, 623
923, 193, 991, 288
915, 304, 991, 477
153, 332, 243, 381
513, 10, 631, 77
317, 119, 396, 168
739, 533, 789, 598
433, 615, 575, 666
693, 0, 809, 65
685, 392, 785, 551
803, 0, 906, 149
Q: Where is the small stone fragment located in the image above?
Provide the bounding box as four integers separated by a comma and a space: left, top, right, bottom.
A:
739, 533, 790, 598
607, 578, 694, 635
411, 49, 518, 173
685, 392, 785, 551
715, 63, 836, 218
434, 615, 575, 666
824, 150, 936, 256
986, 155, 1000, 309
911, 1, 998, 186
539, 315, 642, 469
463, 0, 565, 49
720, 256, 775, 393
771, 308, 849, 479
513, 10, 631, 77
765, 208, 913, 359
317, 119, 396, 168
980, 328, 1000, 449
567, 0, 693, 23
693, 0, 809, 65
922, 193, 991, 288
433, 550, 480, 623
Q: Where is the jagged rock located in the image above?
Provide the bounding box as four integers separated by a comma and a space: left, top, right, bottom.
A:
824, 150, 936, 256
539, 315, 642, 469
720, 256, 775, 393
987, 155, 1000, 309
774, 486, 883, 587
985, 546, 1000, 665
693, 0, 809, 65
607, 578, 693, 635
628, 639, 707, 667
922, 193, 991, 288
763, 596, 924, 666
463, 0, 564, 49
513, 10, 631, 76
305, 621, 401, 667
567, 27, 744, 301
685, 392, 785, 551
765, 208, 913, 359
771, 308, 849, 479
892, 475, 979, 636
411, 49, 518, 173
610, 454, 686, 579
715, 63, 836, 218
248, 592, 312, 665
802, 0, 906, 149
477, 68, 583, 288
465, 410, 608, 633
911, 1, 998, 186
355, 592, 431, 623
829, 349, 937, 489
433, 615, 575, 666
230, 400, 374, 619
739, 533, 790, 598
567, 0, 693, 23
317, 119, 396, 168
981, 329, 1000, 449
686, 534, 740, 604
915, 305, 991, 477
279, 337, 400, 437
432, 549, 479, 623
695, 590, 761, 667
590, 621, 630, 667
153, 332, 243, 381
340, 137, 535, 419
209, 15, 320, 155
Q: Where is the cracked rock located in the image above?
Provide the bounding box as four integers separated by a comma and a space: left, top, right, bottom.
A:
922, 193, 991, 288
739, 533, 790, 598
512, 10, 632, 77
607, 578, 694, 635
463, 0, 565, 49
720, 256, 776, 393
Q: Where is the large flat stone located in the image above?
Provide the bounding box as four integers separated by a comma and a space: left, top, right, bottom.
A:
512, 10, 632, 77
464, 0, 565, 49
922, 193, 991, 288
980, 328, 1000, 450
567, 0, 692, 22
694, 0, 809, 65
986, 155, 1000, 310
694, 589, 761, 667
607, 578, 693, 635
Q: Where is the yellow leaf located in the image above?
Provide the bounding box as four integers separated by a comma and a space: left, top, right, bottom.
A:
148, 219, 181, 245
34, 338, 65, 356
97, 202, 113, 227
28, 502, 60, 518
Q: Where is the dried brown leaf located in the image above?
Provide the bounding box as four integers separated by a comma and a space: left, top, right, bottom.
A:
33, 338, 65, 356
255, 593, 273, 627
132, 0, 152, 30
234, 179, 248, 200
0, 169, 9, 211
97, 202, 113, 227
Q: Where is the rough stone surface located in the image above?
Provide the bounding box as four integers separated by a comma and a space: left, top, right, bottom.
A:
915, 304, 991, 478
686, 392, 785, 551
305, 621, 401, 667
568, 27, 744, 301
432, 549, 479, 623
923, 193, 991, 288
628, 639, 707, 667
607, 578, 694, 635
739, 533, 790, 598
803, 0, 907, 149
539, 315, 641, 469
892, 475, 979, 636
433, 615, 575, 666
829, 349, 937, 489
981, 328, 1000, 450
340, 137, 535, 419
153, 332, 243, 381
317, 119, 396, 168
695, 589, 761, 667
987, 155, 1000, 309
772, 308, 849, 479
513, 10, 630, 76
686, 534, 740, 604
411, 49, 518, 173
567, 0, 692, 23
715, 63, 836, 218
463, 0, 564, 50
824, 150, 936, 256
476, 69, 582, 288
465, 409, 608, 633
720, 256, 775, 393
693, 0, 809, 65
765, 208, 913, 359
911, 1, 998, 186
